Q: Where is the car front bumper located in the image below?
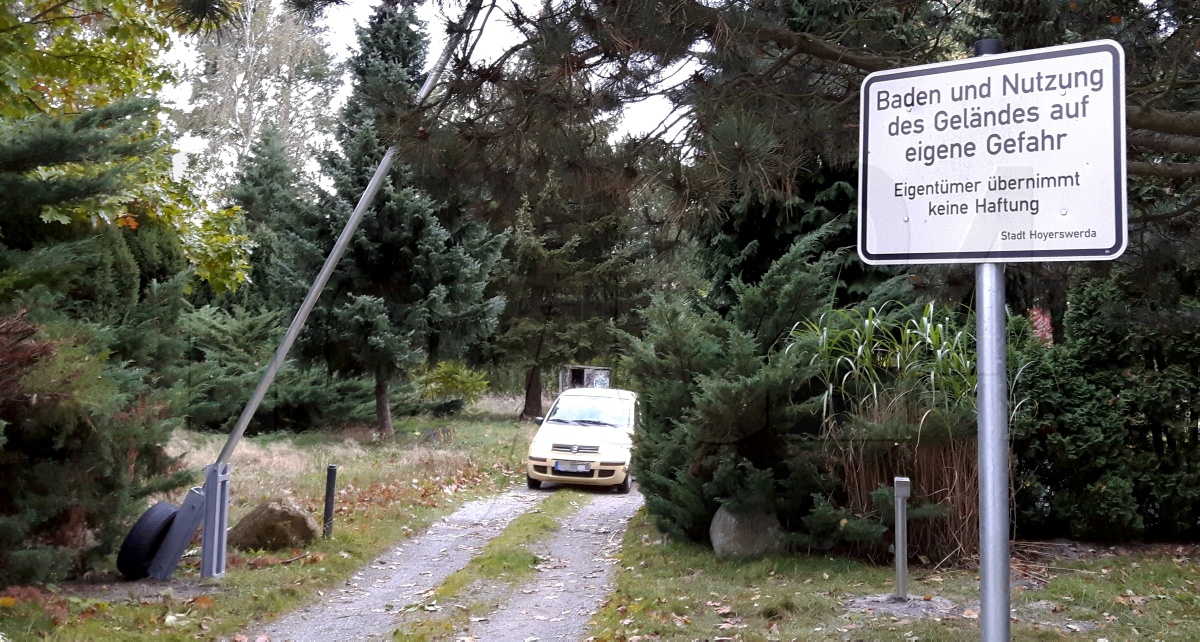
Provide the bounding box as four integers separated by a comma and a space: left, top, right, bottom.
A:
527, 456, 628, 486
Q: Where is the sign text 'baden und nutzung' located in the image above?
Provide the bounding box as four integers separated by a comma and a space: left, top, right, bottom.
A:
858, 41, 1127, 265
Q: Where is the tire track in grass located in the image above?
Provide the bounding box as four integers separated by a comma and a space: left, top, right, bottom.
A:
253, 487, 547, 641
462, 484, 644, 641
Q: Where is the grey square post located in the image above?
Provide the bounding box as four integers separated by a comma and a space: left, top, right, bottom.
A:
893, 476, 911, 601
201, 463, 231, 578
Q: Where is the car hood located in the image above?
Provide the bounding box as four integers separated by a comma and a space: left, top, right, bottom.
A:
531, 422, 632, 448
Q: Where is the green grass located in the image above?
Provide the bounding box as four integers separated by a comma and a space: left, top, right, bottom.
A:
394, 487, 588, 640
0, 416, 537, 641
590, 510, 1200, 640
14, 411, 1200, 641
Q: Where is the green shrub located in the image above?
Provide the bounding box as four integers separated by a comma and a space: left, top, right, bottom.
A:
419, 361, 489, 412
0, 221, 197, 585
0, 314, 190, 586
792, 494, 888, 552
621, 225, 855, 546
1011, 272, 1200, 541
180, 305, 375, 433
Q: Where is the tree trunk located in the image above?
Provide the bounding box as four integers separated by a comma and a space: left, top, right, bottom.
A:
521, 365, 543, 420
428, 331, 440, 366
375, 367, 394, 439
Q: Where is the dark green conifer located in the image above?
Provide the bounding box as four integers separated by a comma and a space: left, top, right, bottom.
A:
225, 125, 312, 311
301, 0, 504, 436
0, 102, 191, 584
0, 100, 157, 250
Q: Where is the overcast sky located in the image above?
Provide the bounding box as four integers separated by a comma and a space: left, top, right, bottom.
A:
167, 0, 675, 181
319, 0, 674, 137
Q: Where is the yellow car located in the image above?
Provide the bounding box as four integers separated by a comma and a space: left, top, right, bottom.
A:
526, 388, 638, 494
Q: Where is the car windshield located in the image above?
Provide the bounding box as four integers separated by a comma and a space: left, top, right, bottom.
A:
546, 396, 631, 429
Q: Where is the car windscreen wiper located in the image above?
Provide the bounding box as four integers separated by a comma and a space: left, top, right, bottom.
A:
570, 419, 620, 427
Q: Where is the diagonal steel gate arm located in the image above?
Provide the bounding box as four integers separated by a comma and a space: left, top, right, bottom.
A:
146, 0, 489, 580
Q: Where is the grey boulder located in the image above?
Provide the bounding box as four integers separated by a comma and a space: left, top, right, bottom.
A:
228, 498, 320, 551
709, 504, 785, 559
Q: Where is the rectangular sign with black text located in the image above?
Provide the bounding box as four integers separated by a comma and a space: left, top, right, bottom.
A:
858, 41, 1127, 265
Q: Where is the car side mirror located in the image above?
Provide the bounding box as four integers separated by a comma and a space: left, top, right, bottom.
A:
534, 416, 544, 424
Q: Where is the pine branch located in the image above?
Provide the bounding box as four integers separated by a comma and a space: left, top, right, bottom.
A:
1128, 105, 1200, 138
676, 0, 900, 74
1132, 194, 1200, 225
1128, 160, 1200, 179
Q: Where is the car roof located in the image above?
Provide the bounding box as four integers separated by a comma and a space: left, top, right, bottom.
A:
557, 387, 637, 401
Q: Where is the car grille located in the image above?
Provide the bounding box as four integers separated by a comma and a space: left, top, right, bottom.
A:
551, 444, 599, 454
551, 469, 596, 478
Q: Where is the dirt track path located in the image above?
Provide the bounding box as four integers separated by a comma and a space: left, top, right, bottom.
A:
254, 489, 547, 640
252, 484, 642, 641
459, 487, 642, 641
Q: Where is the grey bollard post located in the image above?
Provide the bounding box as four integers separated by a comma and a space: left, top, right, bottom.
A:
200, 463, 231, 578
894, 476, 911, 601
323, 464, 338, 538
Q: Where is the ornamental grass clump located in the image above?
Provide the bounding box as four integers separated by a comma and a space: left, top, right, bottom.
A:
794, 302, 978, 560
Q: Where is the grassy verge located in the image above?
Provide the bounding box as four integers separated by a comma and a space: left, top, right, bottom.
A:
591, 510, 1200, 640
394, 487, 588, 640
0, 412, 536, 641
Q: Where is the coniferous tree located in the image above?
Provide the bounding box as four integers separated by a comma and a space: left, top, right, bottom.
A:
222, 125, 312, 311
0, 100, 158, 249
620, 221, 889, 544
0, 104, 192, 583
301, 0, 504, 437
491, 172, 655, 418
376, 9, 663, 416
177, 128, 378, 435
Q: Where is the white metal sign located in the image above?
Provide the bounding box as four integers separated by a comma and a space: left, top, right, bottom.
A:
858, 41, 1127, 265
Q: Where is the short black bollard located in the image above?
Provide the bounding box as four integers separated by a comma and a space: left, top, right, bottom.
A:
323, 464, 338, 538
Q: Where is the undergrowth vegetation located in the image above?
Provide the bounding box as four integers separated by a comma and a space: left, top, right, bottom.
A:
623, 275, 992, 563
595, 509, 1200, 640
0, 412, 535, 640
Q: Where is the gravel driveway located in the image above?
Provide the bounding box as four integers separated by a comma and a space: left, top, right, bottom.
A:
251, 483, 642, 641
461, 485, 643, 641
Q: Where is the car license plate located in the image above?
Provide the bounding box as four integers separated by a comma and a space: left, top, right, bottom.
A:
554, 461, 589, 473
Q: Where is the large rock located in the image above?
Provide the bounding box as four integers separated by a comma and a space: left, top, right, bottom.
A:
709, 504, 785, 559
228, 498, 320, 551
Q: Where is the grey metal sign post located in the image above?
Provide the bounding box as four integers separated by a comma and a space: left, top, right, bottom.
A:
893, 476, 911, 602
976, 258, 1008, 639
973, 37, 1011, 642
858, 37, 1127, 641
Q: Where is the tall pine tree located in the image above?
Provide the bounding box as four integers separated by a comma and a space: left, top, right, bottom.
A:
377, 10, 662, 417
223, 125, 312, 312
301, 0, 504, 437
492, 171, 655, 418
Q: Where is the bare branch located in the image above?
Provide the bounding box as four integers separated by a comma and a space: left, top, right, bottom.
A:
1127, 106, 1200, 138
1128, 160, 1200, 179
1127, 130, 1200, 155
